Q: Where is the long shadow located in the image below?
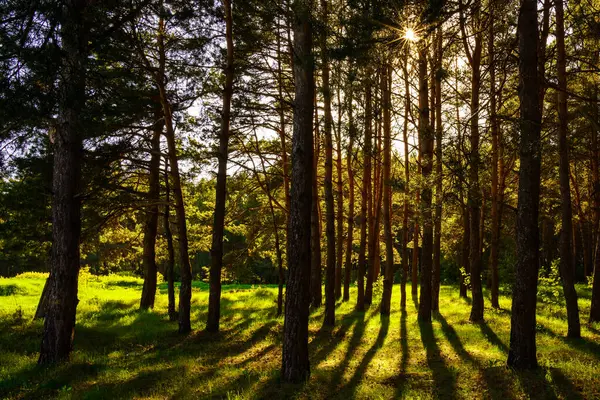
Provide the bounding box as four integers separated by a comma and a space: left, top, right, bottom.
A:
479, 321, 509, 354
339, 315, 390, 396
311, 312, 363, 367
538, 323, 600, 362
419, 320, 457, 399
327, 312, 367, 393
393, 310, 409, 397
435, 314, 512, 400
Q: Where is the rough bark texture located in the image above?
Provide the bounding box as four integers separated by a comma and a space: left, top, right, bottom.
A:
555, 0, 581, 338
311, 96, 322, 308
401, 53, 410, 310
380, 64, 393, 316
488, 7, 501, 309
343, 80, 355, 302
335, 80, 344, 301
417, 47, 433, 323
321, 0, 336, 327
163, 158, 177, 322
39, 0, 88, 364
140, 109, 163, 310
207, 0, 234, 334
432, 30, 443, 312
356, 80, 372, 312
589, 48, 600, 323
507, 0, 542, 368
281, 0, 314, 383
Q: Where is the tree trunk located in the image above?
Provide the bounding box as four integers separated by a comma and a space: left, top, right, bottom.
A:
311, 92, 322, 308
335, 68, 344, 301
401, 51, 410, 310
488, 6, 501, 308
343, 76, 355, 302
156, 14, 193, 334
356, 78, 372, 312
281, 0, 314, 383
432, 30, 443, 312
140, 108, 163, 310
591, 49, 600, 323
380, 64, 394, 316
555, 0, 581, 338
321, 0, 335, 327
164, 157, 177, 322
39, 0, 88, 364
507, 0, 542, 368
207, 0, 234, 334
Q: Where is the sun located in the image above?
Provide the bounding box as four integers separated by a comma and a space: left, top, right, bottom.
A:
404, 27, 419, 42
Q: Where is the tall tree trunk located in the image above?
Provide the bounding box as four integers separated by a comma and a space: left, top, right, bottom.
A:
591, 51, 600, 323
401, 51, 410, 310
335, 67, 344, 300
507, 0, 542, 368
38, 0, 88, 364
380, 63, 394, 316
311, 93, 322, 308
156, 14, 193, 334
488, 6, 501, 309
343, 76, 355, 302
356, 78, 372, 312
418, 45, 433, 323
555, 0, 581, 338
207, 0, 234, 334
365, 76, 379, 305
432, 30, 443, 312
164, 157, 177, 322
412, 159, 420, 298
321, 0, 336, 327
463, 2, 484, 322
140, 108, 163, 310
281, 0, 314, 383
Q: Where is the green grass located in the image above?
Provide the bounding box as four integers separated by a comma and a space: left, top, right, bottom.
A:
1, 272, 599, 399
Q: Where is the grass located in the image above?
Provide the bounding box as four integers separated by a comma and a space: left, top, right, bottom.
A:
1, 272, 599, 399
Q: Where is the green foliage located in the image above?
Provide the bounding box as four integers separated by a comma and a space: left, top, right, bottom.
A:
538, 259, 564, 305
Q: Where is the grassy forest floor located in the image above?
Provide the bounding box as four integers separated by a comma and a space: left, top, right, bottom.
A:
1, 273, 600, 399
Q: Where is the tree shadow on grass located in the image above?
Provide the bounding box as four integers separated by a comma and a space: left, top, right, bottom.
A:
393, 310, 409, 397
338, 315, 390, 396
0, 362, 106, 399
537, 323, 600, 362
512, 366, 584, 400
479, 320, 509, 354
419, 319, 457, 399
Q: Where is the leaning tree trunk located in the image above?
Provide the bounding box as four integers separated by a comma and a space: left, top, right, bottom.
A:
507, 0, 542, 369
555, 0, 581, 338
380, 63, 394, 316
156, 15, 193, 334
39, 0, 88, 364
164, 157, 177, 321
281, 0, 314, 383
321, 0, 336, 327
207, 0, 234, 333
417, 45, 433, 323
140, 107, 163, 310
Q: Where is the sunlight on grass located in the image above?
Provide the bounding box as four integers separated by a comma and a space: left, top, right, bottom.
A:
1, 274, 599, 399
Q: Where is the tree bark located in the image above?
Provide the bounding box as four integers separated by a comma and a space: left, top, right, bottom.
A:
418, 45, 433, 323
140, 107, 163, 310
156, 14, 193, 334
380, 63, 394, 316
401, 51, 410, 310
164, 157, 177, 322
321, 0, 335, 327
356, 78, 372, 312
39, 0, 88, 364
311, 92, 322, 308
432, 30, 443, 312
207, 0, 234, 334
343, 75, 355, 302
555, 0, 581, 338
281, 0, 314, 383
507, 0, 542, 368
